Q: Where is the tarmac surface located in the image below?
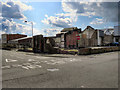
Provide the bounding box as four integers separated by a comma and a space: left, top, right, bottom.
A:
1, 50, 118, 88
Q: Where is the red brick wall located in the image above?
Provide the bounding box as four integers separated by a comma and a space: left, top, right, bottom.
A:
7, 34, 27, 42
66, 31, 79, 48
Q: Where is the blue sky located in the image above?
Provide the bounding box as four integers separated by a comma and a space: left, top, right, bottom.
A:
0, 0, 119, 37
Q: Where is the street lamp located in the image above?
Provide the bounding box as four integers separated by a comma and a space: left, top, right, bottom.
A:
24, 21, 33, 50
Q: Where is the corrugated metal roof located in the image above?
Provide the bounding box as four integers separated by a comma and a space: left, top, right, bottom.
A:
9, 37, 32, 42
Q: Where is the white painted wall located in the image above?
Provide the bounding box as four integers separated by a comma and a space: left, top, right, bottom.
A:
97, 30, 102, 46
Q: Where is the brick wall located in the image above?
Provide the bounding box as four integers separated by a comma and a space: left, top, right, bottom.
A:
66, 31, 79, 49
7, 34, 27, 42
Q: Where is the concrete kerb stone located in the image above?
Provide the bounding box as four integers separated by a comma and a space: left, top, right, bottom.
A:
78, 47, 120, 55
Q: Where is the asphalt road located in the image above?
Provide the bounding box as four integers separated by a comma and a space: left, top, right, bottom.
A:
2, 50, 118, 88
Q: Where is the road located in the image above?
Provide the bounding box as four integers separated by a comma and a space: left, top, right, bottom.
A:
2, 50, 118, 88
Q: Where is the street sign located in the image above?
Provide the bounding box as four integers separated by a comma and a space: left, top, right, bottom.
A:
76, 36, 80, 40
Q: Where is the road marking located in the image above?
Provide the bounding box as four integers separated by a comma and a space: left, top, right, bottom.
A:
21, 66, 29, 70
12, 64, 22, 68
35, 65, 42, 68
46, 62, 56, 65
5, 59, 17, 62
2, 65, 11, 69
32, 61, 41, 64
28, 59, 36, 62
81, 86, 85, 88
47, 68, 59, 72
21, 64, 42, 70
50, 60, 55, 62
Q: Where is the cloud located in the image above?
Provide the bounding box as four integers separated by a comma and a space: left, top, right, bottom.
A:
0, 30, 5, 38
43, 28, 61, 36
41, 14, 73, 28
13, 1, 32, 11
90, 18, 104, 25
62, 0, 118, 23
56, 13, 78, 22
1, 1, 32, 20
0, 18, 41, 36
42, 0, 118, 29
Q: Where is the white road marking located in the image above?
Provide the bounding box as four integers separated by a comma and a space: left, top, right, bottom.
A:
35, 65, 42, 68
21, 66, 29, 70
28, 59, 36, 62
5, 59, 17, 62
47, 68, 59, 72
21, 64, 42, 70
46, 62, 56, 65
12, 64, 22, 68
81, 86, 85, 88
50, 60, 55, 62
2, 65, 11, 69
32, 61, 41, 64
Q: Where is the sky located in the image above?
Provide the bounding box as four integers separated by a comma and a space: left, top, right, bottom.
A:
0, 0, 119, 37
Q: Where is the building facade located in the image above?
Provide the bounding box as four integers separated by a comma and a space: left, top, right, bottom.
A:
65, 29, 81, 49
78, 26, 104, 47
1, 34, 27, 43
56, 27, 81, 49
114, 26, 120, 42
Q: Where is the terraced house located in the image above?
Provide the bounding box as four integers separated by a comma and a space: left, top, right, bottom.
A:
78, 26, 104, 48
55, 27, 82, 49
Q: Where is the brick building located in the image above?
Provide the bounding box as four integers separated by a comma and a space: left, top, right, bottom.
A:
1, 34, 27, 43
9, 37, 32, 47
56, 27, 81, 49
65, 28, 81, 49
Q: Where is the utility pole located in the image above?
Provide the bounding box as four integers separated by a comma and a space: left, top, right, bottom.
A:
24, 21, 33, 50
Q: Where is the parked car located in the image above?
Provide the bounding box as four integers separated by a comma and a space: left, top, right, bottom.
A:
105, 42, 119, 46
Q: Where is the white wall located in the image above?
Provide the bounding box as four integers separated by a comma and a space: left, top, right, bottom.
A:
97, 30, 103, 46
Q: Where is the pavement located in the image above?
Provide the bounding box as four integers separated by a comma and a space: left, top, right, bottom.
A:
1, 49, 118, 88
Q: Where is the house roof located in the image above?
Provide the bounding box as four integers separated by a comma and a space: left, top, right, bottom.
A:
99, 28, 114, 35
82, 26, 95, 33
56, 32, 67, 35
61, 27, 78, 32
82, 26, 96, 39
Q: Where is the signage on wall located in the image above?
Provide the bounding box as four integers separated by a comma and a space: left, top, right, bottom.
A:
76, 36, 80, 40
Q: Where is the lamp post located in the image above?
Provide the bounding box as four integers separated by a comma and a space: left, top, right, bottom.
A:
24, 21, 33, 50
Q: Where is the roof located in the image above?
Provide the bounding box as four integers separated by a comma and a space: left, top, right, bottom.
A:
56, 32, 68, 37
57, 32, 67, 34
61, 27, 78, 32
82, 26, 96, 39
82, 26, 95, 33
99, 28, 114, 35
2, 33, 27, 36
44, 36, 56, 38
10, 37, 32, 42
